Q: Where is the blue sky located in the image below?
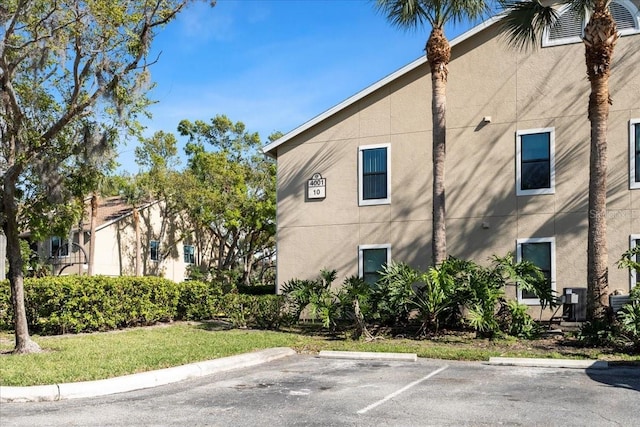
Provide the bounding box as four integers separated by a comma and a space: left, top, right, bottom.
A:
118, 0, 475, 172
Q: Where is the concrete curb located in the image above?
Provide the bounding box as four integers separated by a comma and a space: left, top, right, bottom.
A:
488, 357, 608, 370
0, 347, 296, 403
318, 350, 417, 362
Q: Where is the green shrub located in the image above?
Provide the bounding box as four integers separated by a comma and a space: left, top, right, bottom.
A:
177, 280, 224, 320
616, 286, 640, 350
1, 276, 229, 334
374, 262, 419, 326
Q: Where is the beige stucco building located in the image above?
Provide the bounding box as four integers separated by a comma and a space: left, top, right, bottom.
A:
40, 196, 195, 282
264, 5, 640, 317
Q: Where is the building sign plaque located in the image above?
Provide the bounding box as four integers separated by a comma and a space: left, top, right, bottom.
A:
307, 173, 326, 200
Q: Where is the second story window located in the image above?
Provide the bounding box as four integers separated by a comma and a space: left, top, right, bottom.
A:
516, 128, 555, 196
631, 119, 640, 189
359, 144, 391, 206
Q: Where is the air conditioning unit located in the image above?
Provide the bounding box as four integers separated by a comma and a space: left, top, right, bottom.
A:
610, 294, 631, 314
562, 288, 587, 322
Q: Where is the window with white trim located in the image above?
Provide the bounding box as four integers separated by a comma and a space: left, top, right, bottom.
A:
358, 244, 391, 285
183, 245, 195, 264
543, 0, 640, 47
51, 236, 69, 258
631, 235, 639, 289
150, 240, 160, 262
516, 128, 555, 196
359, 144, 391, 206
516, 238, 556, 305
631, 119, 640, 189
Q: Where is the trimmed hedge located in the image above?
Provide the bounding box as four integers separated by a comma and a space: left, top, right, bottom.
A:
0, 276, 288, 335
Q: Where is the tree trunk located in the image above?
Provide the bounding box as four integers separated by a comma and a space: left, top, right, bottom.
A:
2, 172, 41, 354
426, 27, 450, 266
583, 4, 617, 321
87, 193, 98, 276
134, 207, 142, 276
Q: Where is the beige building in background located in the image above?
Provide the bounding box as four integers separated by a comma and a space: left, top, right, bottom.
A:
264, 5, 640, 317
39, 196, 195, 282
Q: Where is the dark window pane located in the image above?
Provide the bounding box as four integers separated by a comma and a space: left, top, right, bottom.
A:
362, 248, 387, 285
521, 133, 550, 161
635, 240, 640, 286
635, 124, 640, 182
521, 161, 551, 189
521, 132, 551, 190
184, 245, 195, 264
52, 236, 69, 257
363, 148, 387, 173
362, 148, 387, 200
363, 173, 387, 199
150, 241, 160, 261
521, 242, 552, 299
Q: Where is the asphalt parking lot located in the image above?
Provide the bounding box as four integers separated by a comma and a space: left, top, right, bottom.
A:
2, 354, 639, 426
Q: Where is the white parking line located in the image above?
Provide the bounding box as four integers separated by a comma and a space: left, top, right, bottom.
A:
357, 365, 449, 415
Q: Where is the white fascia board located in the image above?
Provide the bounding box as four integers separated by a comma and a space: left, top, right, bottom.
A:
262, 15, 504, 159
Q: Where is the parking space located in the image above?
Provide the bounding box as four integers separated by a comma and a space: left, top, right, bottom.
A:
2, 354, 639, 426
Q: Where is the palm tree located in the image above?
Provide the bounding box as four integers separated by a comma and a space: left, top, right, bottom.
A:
375, 0, 490, 266
500, 0, 618, 321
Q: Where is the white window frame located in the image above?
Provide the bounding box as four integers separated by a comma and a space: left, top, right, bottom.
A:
51, 236, 69, 258
615, 0, 640, 36
630, 119, 640, 190
358, 143, 391, 206
150, 240, 160, 262
358, 244, 391, 283
631, 235, 640, 290
542, 4, 584, 47
516, 237, 557, 305
516, 128, 556, 196
542, 0, 640, 47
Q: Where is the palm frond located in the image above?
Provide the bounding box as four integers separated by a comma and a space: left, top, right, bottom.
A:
447, 0, 493, 25
499, 0, 561, 50
568, 0, 594, 20
374, 0, 432, 30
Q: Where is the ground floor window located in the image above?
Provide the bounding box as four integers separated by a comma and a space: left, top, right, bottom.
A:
631, 235, 639, 289
516, 237, 556, 305
358, 244, 391, 285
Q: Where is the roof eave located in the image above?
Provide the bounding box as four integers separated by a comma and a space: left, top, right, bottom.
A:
262, 15, 503, 159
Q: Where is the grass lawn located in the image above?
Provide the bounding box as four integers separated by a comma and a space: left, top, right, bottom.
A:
1, 322, 638, 387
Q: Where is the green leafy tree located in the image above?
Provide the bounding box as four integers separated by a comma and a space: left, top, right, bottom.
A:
133, 131, 186, 276
177, 115, 276, 286
374, 0, 490, 266
0, 0, 212, 354
499, 0, 618, 321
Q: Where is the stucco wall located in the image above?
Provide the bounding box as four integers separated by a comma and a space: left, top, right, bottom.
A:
89, 203, 191, 282
274, 19, 640, 311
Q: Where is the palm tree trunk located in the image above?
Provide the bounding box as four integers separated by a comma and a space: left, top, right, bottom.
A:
583, 3, 618, 320
2, 171, 41, 354
426, 27, 450, 266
